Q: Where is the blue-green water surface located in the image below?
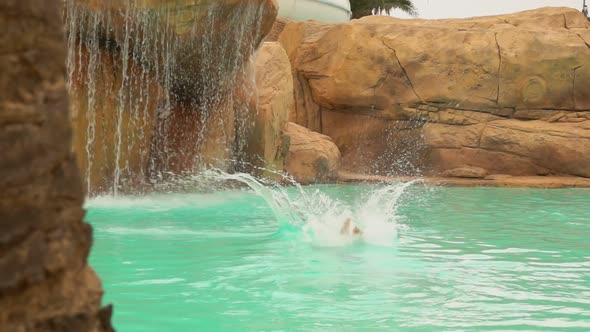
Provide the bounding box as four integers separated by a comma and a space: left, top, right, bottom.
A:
87, 185, 590, 331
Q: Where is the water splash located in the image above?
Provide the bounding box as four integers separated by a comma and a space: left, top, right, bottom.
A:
85, 165, 417, 247
202, 170, 307, 227
203, 170, 416, 247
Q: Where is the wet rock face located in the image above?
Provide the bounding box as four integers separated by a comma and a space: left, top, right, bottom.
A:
0, 1, 112, 331
67, 0, 279, 194
69, 0, 278, 101
278, 7, 590, 178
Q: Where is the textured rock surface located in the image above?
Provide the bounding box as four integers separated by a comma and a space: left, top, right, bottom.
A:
284, 123, 341, 184
442, 167, 488, 179
0, 1, 112, 331
246, 42, 293, 177
278, 7, 590, 178
424, 120, 590, 177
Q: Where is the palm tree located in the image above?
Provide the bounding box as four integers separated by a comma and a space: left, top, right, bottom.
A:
350, 0, 418, 19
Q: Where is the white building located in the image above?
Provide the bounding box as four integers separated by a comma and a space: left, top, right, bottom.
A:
278, 0, 351, 22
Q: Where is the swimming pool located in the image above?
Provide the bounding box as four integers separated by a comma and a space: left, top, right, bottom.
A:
88, 183, 590, 331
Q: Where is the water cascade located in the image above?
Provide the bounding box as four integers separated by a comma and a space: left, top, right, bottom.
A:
65, 0, 278, 195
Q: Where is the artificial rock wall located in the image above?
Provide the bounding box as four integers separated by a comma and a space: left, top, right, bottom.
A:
68, 0, 279, 194
276, 7, 590, 178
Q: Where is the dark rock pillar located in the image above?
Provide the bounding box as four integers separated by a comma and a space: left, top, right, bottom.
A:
0, 1, 113, 331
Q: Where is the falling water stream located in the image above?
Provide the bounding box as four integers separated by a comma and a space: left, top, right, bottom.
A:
65, 0, 271, 195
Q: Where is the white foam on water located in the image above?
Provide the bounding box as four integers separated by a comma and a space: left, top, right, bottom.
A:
98, 226, 268, 239
100, 226, 203, 236
126, 278, 185, 285
204, 170, 417, 248
302, 181, 415, 248
482, 248, 558, 254
88, 170, 417, 247
85, 191, 240, 211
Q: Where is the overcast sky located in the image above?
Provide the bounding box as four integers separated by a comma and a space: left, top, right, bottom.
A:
391, 0, 584, 19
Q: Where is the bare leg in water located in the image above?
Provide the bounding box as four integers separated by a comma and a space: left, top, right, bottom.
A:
341, 218, 363, 236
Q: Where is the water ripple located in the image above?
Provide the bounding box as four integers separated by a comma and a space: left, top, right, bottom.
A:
88, 185, 590, 331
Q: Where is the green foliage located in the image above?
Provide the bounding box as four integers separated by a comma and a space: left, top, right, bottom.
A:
350, 0, 418, 19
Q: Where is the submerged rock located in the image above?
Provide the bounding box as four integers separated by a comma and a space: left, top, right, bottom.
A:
284, 122, 341, 184
0, 0, 112, 330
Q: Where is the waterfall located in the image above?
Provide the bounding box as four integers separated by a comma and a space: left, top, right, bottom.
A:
65, 0, 275, 195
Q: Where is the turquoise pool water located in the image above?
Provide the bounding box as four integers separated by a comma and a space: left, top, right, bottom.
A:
87, 183, 590, 331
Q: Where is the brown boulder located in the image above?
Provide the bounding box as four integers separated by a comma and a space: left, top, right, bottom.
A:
0, 0, 111, 330
244, 42, 293, 178
284, 123, 341, 184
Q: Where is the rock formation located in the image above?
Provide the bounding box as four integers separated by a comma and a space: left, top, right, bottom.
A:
277, 7, 590, 179
0, 1, 112, 331
284, 123, 341, 184
67, 0, 279, 194
246, 42, 293, 179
